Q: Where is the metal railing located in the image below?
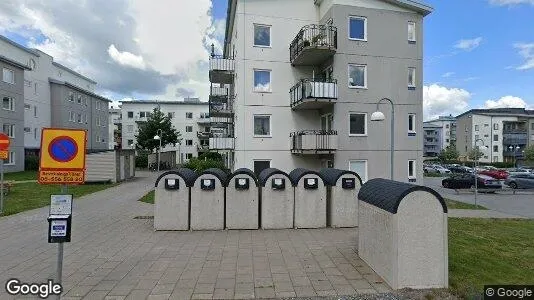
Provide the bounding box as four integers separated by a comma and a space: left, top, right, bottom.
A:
197, 131, 210, 139
209, 55, 235, 72
210, 98, 234, 114
290, 78, 338, 107
290, 130, 338, 152
210, 86, 229, 97
290, 24, 337, 62
503, 128, 527, 134
209, 137, 235, 150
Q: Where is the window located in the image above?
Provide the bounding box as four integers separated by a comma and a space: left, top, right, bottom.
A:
24, 80, 31, 87
484, 123, 489, 127
493, 134, 498, 141
253, 115, 271, 136
531, 123, 534, 130
475, 125, 479, 131
408, 160, 416, 178
349, 113, 367, 136
96, 135, 101, 143
139, 111, 146, 118
77, 113, 82, 123
77, 94, 82, 104
186, 139, 193, 146
200, 112, 209, 119
2, 68, 14, 84
445, 131, 450, 136
127, 111, 133, 118
186, 126, 193, 133
446, 124, 449, 129
34, 128, 37, 140
348, 64, 366, 88
6, 151, 15, 165
69, 111, 75, 122
128, 139, 134, 146
493, 145, 498, 152
348, 16, 367, 41
186, 112, 193, 119
68, 92, 74, 102
97, 116, 101, 126
24, 127, 31, 133
186, 153, 193, 160
484, 134, 489, 138
253, 24, 271, 47
408, 21, 416, 42
96, 101, 101, 110
253, 69, 271, 92
2, 124, 15, 137
253, 160, 271, 176
475, 134, 479, 140
349, 160, 367, 183
127, 125, 134, 133
83, 113, 87, 123
408, 68, 416, 87
168, 112, 175, 119
408, 114, 416, 132
34, 106, 37, 117
2, 97, 15, 111
446, 139, 449, 143
24, 104, 31, 110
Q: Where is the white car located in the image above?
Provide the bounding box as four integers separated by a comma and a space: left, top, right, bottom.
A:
507, 168, 531, 176
430, 165, 451, 174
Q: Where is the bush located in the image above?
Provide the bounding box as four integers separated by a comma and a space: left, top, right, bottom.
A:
24, 155, 39, 171
183, 157, 229, 173
135, 151, 149, 169
198, 152, 223, 162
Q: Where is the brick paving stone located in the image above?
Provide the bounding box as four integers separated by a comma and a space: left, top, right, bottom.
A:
254, 287, 275, 298
125, 290, 151, 299
194, 283, 215, 294
83, 290, 109, 299
275, 291, 296, 297
293, 286, 317, 297
168, 288, 193, 300
349, 279, 374, 290
104, 296, 126, 300
253, 277, 273, 288
93, 280, 119, 291
316, 290, 338, 296
212, 288, 234, 299
191, 293, 213, 299
356, 288, 378, 294
147, 294, 171, 300
152, 284, 176, 295
108, 284, 136, 296
333, 284, 357, 295
64, 285, 93, 298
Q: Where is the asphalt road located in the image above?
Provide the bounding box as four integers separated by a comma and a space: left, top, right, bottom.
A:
423, 177, 534, 218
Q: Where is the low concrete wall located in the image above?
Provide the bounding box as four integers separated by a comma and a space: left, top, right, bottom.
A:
226, 174, 259, 229
330, 174, 361, 227
293, 174, 327, 228
261, 174, 293, 229
190, 174, 224, 230
154, 173, 190, 231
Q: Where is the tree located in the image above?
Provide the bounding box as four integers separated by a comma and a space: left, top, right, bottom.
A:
524, 145, 534, 162
135, 107, 181, 152
468, 148, 485, 161
438, 145, 459, 162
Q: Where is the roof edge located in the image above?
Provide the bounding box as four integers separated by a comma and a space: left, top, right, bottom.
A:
0, 55, 32, 70
49, 78, 112, 102
52, 61, 97, 84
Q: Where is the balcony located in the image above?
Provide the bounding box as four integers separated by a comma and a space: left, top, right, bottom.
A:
503, 128, 527, 134
503, 133, 527, 145
209, 86, 229, 102
197, 117, 211, 124
210, 99, 234, 117
209, 55, 235, 84
209, 137, 235, 150
503, 151, 524, 158
197, 144, 210, 152
290, 79, 338, 110
290, 130, 338, 154
290, 24, 337, 66
210, 116, 233, 126
197, 131, 210, 139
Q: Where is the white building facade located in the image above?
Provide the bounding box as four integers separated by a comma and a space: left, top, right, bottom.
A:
424, 115, 456, 151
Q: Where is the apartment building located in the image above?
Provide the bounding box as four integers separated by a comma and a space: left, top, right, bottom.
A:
424, 115, 456, 149
209, 0, 432, 182
1, 55, 30, 172
422, 122, 442, 157
0, 35, 108, 157
109, 108, 122, 149
456, 108, 534, 163
120, 99, 210, 164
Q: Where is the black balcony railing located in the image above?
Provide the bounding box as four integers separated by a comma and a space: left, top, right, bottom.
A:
197, 131, 210, 139
290, 78, 338, 107
503, 128, 527, 134
290, 24, 337, 63
290, 130, 338, 152
210, 98, 234, 115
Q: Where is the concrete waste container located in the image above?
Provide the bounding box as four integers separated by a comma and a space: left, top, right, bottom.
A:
358, 178, 448, 290
319, 168, 362, 227
289, 168, 327, 228
154, 168, 197, 231
190, 168, 228, 230
226, 168, 259, 229
258, 168, 293, 229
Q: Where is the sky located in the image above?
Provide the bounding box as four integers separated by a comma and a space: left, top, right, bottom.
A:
0, 0, 532, 120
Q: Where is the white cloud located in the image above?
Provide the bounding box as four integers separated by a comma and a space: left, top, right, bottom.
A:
489, 0, 534, 5
514, 43, 534, 70
107, 44, 146, 70
423, 84, 471, 121
454, 37, 483, 51
484, 96, 531, 109
442, 72, 455, 78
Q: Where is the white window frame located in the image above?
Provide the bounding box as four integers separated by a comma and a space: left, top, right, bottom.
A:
96, 135, 101, 143
77, 113, 82, 123
24, 104, 31, 110
408, 67, 416, 88
349, 160, 368, 183
3, 124, 15, 138
77, 94, 82, 104
186, 139, 193, 146
348, 16, 367, 41
68, 92, 74, 102
348, 112, 367, 137
6, 151, 15, 165
2, 68, 15, 84
253, 114, 272, 137
127, 111, 133, 119
2, 96, 15, 111
408, 114, 416, 133
185, 126, 193, 133
348, 64, 367, 89
186, 112, 193, 119
475, 125, 479, 131
253, 69, 272, 93
253, 24, 272, 48
408, 160, 416, 179
408, 21, 416, 42
494, 123, 499, 130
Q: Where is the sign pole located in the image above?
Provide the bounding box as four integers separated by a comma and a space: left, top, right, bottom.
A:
0, 159, 4, 214
55, 184, 68, 300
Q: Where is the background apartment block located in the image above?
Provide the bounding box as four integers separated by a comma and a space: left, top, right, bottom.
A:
120, 99, 210, 164
108, 108, 122, 149
210, 0, 432, 182
456, 108, 534, 164
423, 122, 442, 157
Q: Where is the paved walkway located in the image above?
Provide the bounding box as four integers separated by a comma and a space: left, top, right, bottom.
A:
0, 172, 389, 300
448, 208, 528, 219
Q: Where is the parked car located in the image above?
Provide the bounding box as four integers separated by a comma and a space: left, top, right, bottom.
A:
507, 168, 531, 176
442, 174, 502, 190
477, 168, 509, 180
448, 165, 473, 174
424, 165, 438, 173
504, 173, 534, 189
430, 165, 451, 174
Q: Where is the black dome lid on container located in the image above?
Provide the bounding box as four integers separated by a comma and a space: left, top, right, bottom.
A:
288, 168, 325, 187
155, 168, 197, 187
228, 168, 258, 185
358, 178, 447, 214
196, 168, 229, 187
319, 168, 362, 186
258, 168, 289, 187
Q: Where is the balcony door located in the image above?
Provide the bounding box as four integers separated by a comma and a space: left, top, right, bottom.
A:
321, 113, 334, 131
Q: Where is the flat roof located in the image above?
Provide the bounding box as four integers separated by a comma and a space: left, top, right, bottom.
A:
0, 35, 40, 56
120, 100, 208, 105
0, 55, 31, 70
49, 78, 112, 102
456, 108, 534, 119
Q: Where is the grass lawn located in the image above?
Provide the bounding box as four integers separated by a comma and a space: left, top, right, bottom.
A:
0, 182, 118, 217
445, 198, 487, 210
139, 190, 154, 204
449, 218, 534, 298
2, 171, 37, 181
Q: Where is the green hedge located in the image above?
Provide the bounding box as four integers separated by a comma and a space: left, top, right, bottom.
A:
183, 157, 229, 174
135, 151, 149, 168
24, 155, 39, 171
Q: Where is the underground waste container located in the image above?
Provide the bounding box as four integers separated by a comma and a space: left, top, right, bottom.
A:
226, 168, 259, 229
190, 168, 228, 230
154, 168, 197, 231
319, 168, 362, 227
289, 168, 327, 228
258, 168, 293, 229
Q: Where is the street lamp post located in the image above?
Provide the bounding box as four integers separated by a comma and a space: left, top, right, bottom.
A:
371, 98, 395, 180
154, 129, 162, 172
508, 145, 520, 167
474, 138, 486, 208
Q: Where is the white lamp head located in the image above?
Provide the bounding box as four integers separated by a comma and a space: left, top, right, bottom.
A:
371, 111, 386, 121
153, 135, 161, 140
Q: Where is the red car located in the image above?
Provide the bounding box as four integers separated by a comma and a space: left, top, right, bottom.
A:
477, 168, 509, 180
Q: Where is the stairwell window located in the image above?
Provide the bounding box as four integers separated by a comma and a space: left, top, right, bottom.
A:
253, 69, 271, 92
2, 97, 15, 111
349, 113, 367, 136
493, 145, 498, 152
408, 160, 416, 179
408, 114, 416, 133
3, 124, 15, 137
186, 112, 193, 119
2, 68, 14, 84
253, 115, 271, 137
186, 139, 193, 146
408, 21, 416, 42
408, 67, 416, 88
254, 24, 271, 47
6, 151, 15, 165
186, 126, 193, 133
348, 64, 366, 89
348, 16, 367, 41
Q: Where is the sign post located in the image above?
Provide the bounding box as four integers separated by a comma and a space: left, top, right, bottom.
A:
0, 132, 11, 215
